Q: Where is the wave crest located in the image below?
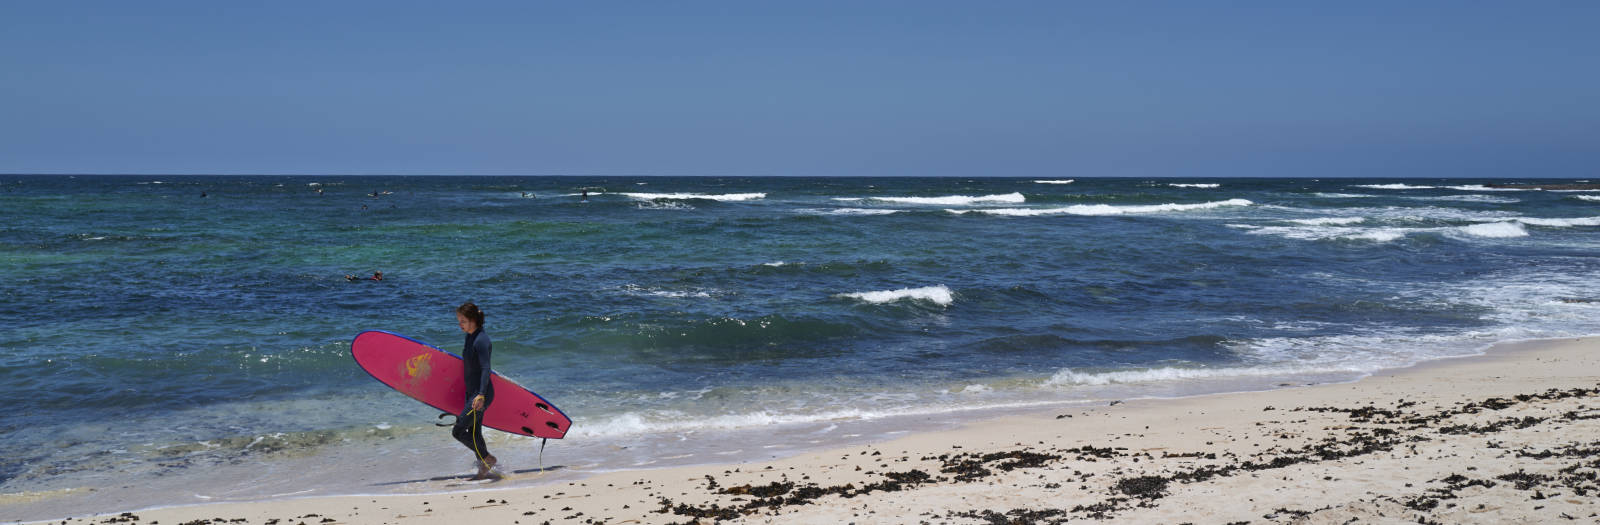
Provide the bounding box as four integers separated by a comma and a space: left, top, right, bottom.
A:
621, 192, 766, 201
1353, 184, 1435, 190
834, 193, 1024, 206
837, 285, 954, 306
1459, 222, 1529, 238
952, 199, 1253, 217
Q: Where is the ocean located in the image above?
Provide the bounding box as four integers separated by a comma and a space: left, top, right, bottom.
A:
3, 175, 1598, 519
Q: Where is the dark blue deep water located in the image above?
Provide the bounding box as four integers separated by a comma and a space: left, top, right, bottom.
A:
3, 175, 1599, 517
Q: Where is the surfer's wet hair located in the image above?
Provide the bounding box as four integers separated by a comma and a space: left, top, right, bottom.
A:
457, 302, 485, 327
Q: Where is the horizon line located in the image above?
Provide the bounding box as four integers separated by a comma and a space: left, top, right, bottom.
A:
1, 173, 1583, 180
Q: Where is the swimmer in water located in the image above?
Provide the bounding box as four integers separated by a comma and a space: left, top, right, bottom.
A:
344, 271, 383, 281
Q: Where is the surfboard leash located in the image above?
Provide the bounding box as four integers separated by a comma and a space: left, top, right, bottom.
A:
471, 409, 487, 465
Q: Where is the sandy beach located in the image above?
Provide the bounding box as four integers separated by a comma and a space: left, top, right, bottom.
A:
21, 336, 1600, 524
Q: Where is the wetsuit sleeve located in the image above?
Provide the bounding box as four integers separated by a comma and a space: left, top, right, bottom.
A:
474, 338, 493, 398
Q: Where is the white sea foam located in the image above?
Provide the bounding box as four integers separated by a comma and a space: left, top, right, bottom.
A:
1169, 183, 1220, 189
1033, 179, 1075, 184
827, 208, 902, 216
835, 192, 1024, 206
836, 285, 954, 306
621, 284, 713, 298
1045, 365, 1361, 387
1514, 216, 1600, 227
1444, 185, 1536, 192
1362, 206, 1522, 223
635, 201, 694, 210
762, 261, 788, 267
952, 199, 1253, 217
1353, 184, 1436, 190
1287, 217, 1365, 226
1236, 224, 1409, 243
1312, 193, 1377, 198
621, 192, 766, 201
1458, 222, 1529, 238
1575, 196, 1600, 202
1405, 194, 1521, 204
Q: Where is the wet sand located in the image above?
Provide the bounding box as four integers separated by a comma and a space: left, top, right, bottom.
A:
22, 336, 1600, 524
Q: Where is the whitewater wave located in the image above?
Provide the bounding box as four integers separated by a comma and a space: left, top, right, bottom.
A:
1239, 214, 1591, 243
1405, 194, 1521, 204
836, 285, 954, 306
621, 192, 766, 202
1045, 365, 1361, 387
635, 201, 695, 210
1033, 180, 1075, 185
1360, 205, 1522, 223
1287, 217, 1365, 226
834, 192, 1025, 206
1444, 185, 1538, 192
1312, 193, 1377, 198
951, 198, 1253, 217
1575, 196, 1600, 202
1353, 184, 1436, 190
1235, 224, 1408, 243
1457, 222, 1529, 238
824, 208, 902, 216
1513, 216, 1600, 227
1169, 183, 1220, 189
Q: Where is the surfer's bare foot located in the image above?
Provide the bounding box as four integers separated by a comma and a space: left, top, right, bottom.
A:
471, 455, 498, 479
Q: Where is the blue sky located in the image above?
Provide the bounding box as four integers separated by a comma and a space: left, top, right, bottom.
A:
2, 2, 1596, 177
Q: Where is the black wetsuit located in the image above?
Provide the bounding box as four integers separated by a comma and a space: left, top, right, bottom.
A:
451, 328, 495, 460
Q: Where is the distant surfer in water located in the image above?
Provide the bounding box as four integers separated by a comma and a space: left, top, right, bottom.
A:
454, 301, 497, 479
344, 271, 383, 281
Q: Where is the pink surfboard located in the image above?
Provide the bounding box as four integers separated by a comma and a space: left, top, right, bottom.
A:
351, 330, 570, 439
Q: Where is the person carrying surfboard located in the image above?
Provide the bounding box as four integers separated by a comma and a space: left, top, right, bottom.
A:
454, 301, 498, 479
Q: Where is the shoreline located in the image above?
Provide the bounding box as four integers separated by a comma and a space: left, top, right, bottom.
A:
18, 334, 1600, 524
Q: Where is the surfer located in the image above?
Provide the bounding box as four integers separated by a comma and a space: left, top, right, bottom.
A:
454, 302, 497, 479
344, 271, 383, 281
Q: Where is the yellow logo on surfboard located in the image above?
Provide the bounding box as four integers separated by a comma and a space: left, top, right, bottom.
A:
403, 352, 432, 388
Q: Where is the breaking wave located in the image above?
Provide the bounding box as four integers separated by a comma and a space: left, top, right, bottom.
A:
1287, 217, 1365, 226
1457, 222, 1529, 238
1353, 184, 1436, 190
836, 285, 955, 306
951, 199, 1253, 217
834, 193, 1024, 206
621, 192, 766, 201
1045, 365, 1359, 387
